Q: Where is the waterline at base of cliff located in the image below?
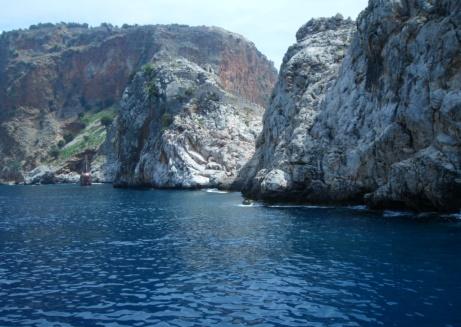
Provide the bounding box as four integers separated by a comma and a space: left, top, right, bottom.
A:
237, 2, 461, 213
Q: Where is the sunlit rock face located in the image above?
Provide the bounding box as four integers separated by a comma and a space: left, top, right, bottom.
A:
237, 15, 356, 200
240, 1, 461, 212
0, 23, 277, 183
112, 59, 264, 189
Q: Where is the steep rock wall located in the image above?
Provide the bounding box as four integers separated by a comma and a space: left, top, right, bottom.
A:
241, 2, 461, 212
237, 16, 356, 199
113, 59, 263, 188
0, 23, 277, 182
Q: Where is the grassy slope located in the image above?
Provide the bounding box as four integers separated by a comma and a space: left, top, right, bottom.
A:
58, 107, 117, 162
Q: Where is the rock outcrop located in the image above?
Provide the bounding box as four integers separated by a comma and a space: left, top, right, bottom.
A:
24, 165, 57, 185
0, 23, 277, 183
112, 59, 263, 189
241, 2, 461, 212
237, 15, 356, 197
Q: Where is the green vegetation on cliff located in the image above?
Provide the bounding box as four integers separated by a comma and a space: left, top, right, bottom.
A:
57, 107, 117, 161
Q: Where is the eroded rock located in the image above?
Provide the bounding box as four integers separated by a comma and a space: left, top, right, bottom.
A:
24, 165, 56, 185
240, 1, 461, 212
112, 59, 264, 189
0, 23, 277, 183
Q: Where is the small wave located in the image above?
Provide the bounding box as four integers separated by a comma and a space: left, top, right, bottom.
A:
267, 204, 331, 209
204, 188, 230, 194
236, 203, 264, 207
345, 205, 368, 211
0, 279, 20, 285
236, 203, 330, 209
108, 241, 142, 246
382, 210, 411, 218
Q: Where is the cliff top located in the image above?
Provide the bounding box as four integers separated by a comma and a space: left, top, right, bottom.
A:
296, 14, 355, 42
0, 22, 251, 46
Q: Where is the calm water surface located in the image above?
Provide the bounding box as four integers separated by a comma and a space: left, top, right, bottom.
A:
0, 185, 460, 327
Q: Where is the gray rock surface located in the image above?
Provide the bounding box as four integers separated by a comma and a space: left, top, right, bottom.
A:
0, 23, 276, 184
237, 15, 356, 199
240, 1, 461, 212
112, 59, 264, 189
24, 165, 56, 185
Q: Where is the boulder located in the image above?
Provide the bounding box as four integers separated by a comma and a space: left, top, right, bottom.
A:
24, 166, 56, 185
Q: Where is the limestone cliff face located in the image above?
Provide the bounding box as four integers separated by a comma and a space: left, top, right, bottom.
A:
0, 23, 276, 182
112, 59, 263, 188
237, 16, 356, 197
241, 1, 461, 212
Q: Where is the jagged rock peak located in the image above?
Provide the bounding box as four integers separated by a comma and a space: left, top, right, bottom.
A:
296, 14, 354, 42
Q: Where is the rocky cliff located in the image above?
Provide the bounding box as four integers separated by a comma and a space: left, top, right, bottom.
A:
112, 59, 263, 188
241, 1, 461, 212
0, 23, 277, 183
237, 16, 356, 197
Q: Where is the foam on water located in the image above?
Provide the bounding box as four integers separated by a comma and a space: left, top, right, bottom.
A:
448, 211, 461, 220
236, 203, 264, 207
203, 188, 230, 194
267, 204, 331, 209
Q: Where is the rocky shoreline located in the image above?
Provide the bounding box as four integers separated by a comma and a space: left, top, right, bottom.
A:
1, 1, 460, 213
0, 22, 276, 187
239, 1, 461, 212
111, 59, 264, 189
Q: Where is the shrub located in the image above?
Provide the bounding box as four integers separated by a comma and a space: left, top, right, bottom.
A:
146, 82, 159, 98
161, 113, 173, 130
100, 23, 114, 30
100, 115, 114, 128
49, 146, 60, 159
208, 92, 220, 102
63, 133, 74, 143
185, 87, 195, 97
128, 71, 136, 83
58, 140, 66, 148
143, 64, 155, 77
66, 22, 88, 29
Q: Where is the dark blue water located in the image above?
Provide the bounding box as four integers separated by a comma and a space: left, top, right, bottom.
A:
0, 185, 460, 327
